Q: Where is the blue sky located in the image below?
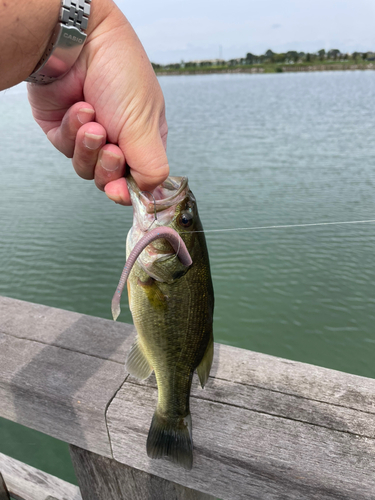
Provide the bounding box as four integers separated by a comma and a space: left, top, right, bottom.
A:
117, 0, 375, 64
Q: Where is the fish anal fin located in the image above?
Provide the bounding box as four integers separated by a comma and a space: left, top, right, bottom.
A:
197, 336, 214, 389
147, 411, 193, 470
125, 337, 153, 380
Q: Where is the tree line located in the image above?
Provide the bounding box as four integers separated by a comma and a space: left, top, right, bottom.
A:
152, 49, 374, 70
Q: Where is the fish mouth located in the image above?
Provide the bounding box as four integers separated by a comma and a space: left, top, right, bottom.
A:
127, 175, 189, 232
126, 175, 190, 278
127, 175, 188, 212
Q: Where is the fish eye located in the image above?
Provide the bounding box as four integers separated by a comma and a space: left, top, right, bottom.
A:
178, 211, 193, 228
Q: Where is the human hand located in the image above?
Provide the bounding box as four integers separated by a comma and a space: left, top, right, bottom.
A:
27, 0, 169, 205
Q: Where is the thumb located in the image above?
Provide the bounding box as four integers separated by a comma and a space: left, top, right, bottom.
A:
124, 130, 169, 193
104, 131, 169, 206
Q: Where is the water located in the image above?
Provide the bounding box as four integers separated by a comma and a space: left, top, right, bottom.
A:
1, 71, 375, 484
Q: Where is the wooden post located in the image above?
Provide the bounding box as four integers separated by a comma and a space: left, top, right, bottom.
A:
0, 474, 10, 500
70, 445, 216, 500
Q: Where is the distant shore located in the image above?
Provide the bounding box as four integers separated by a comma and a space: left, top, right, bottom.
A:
155, 62, 375, 76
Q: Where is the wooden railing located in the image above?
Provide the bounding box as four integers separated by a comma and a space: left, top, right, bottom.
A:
0, 295, 374, 499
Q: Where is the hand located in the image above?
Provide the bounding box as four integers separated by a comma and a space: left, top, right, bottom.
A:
27, 0, 169, 205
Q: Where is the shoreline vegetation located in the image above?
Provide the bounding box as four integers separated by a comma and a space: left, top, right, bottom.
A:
153, 48, 375, 76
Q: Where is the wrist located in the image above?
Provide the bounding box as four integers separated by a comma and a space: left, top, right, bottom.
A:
0, 0, 60, 90
27, 0, 95, 85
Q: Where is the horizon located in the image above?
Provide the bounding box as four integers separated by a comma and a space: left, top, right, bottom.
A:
116, 0, 375, 65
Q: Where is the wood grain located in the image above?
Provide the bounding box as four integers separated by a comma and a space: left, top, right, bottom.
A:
106, 380, 375, 500
0, 297, 135, 457
70, 445, 215, 500
0, 296, 135, 363
0, 452, 81, 500
0, 473, 10, 500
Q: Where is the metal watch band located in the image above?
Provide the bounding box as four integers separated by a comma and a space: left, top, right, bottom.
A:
60, 0, 91, 31
26, 0, 91, 85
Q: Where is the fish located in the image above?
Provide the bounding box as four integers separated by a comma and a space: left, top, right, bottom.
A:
112, 175, 214, 470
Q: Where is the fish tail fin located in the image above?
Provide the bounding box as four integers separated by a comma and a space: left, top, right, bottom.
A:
146, 411, 193, 470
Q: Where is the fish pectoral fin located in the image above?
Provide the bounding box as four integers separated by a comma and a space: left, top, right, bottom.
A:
125, 337, 153, 380
196, 335, 214, 389
137, 277, 168, 311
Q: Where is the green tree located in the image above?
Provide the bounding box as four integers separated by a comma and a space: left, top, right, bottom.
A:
327, 49, 340, 60
246, 52, 256, 64
265, 49, 275, 62
306, 53, 317, 63
286, 51, 299, 63
318, 49, 326, 61
273, 52, 286, 63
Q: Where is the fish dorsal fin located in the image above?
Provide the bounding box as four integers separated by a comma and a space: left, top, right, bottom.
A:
125, 337, 153, 380
196, 336, 214, 389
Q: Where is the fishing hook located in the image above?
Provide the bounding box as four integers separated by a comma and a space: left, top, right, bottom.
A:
140, 191, 158, 231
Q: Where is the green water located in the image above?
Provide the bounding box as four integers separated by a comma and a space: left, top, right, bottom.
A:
1, 71, 375, 484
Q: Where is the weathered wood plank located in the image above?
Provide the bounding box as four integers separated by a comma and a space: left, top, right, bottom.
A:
106, 353, 375, 500
212, 344, 375, 414
0, 452, 81, 500
0, 473, 10, 500
0, 331, 126, 457
0, 296, 135, 363
0, 296, 137, 457
70, 445, 216, 500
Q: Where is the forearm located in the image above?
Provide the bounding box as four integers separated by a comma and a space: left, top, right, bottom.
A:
0, 0, 114, 90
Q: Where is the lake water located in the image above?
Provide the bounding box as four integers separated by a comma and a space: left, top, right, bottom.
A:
1, 71, 375, 485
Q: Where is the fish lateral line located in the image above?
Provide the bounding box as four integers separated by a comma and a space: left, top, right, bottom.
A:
111, 227, 193, 321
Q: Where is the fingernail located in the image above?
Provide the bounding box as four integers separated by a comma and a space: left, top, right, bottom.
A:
78, 108, 95, 124
100, 150, 121, 172
78, 108, 95, 125
84, 132, 104, 150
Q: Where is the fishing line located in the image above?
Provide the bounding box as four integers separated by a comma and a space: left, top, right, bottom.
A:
182, 219, 375, 234
140, 191, 158, 231
137, 191, 375, 237
170, 234, 181, 262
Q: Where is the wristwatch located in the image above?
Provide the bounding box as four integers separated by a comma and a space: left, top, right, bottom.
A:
26, 0, 91, 85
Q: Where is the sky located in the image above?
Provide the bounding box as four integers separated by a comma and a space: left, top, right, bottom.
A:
116, 0, 375, 64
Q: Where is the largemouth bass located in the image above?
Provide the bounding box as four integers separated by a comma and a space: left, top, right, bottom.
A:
112, 176, 214, 470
